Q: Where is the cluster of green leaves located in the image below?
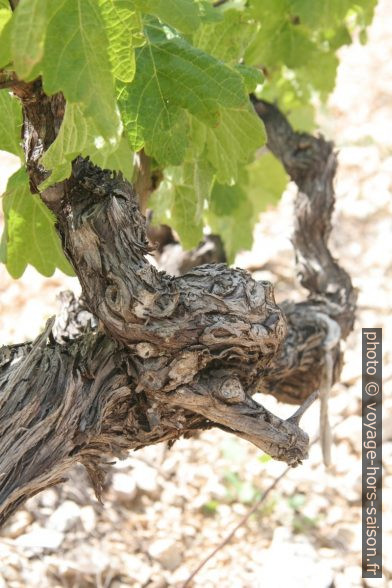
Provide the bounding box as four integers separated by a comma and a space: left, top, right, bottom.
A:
246, 0, 377, 127
0, 0, 377, 276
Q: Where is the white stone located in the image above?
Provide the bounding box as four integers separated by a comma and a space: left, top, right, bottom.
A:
111, 472, 138, 503
15, 527, 64, 550
148, 539, 182, 571
121, 554, 153, 584
80, 505, 97, 533
3, 510, 33, 539
39, 488, 58, 509
48, 500, 81, 532
133, 463, 160, 498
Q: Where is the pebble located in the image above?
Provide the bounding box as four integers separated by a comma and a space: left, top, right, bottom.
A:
80, 505, 97, 533
111, 472, 138, 503
15, 527, 64, 551
148, 539, 183, 571
121, 553, 153, 584
48, 500, 81, 532
133, 463, 161, 498
1, 510, 33, 539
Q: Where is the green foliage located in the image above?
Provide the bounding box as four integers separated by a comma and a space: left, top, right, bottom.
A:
246, 0, 377, 111
204, 105, 266, 185
0, 91, 23, 158
132, 0, 203, 34
42, 0, 121, 140
117, 19, 249, 166
11, 0, 47, 80
0, 0, 377, 276
149, 153, 214, 248
99, 0, 145, 84
258, 453, 272, 465
40, 102, 134, 190
0, 168, 73, 277
0, 0, 12, 67
206, 153, 288, 262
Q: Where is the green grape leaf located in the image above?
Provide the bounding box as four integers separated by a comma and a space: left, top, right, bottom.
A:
194, 9, 256, 64
205, 105, 266, 184
98, 0, 144, 83
354, 0, 377, 27
0, 0, 11, 33
88, 136, 134, 180
246, 152, 289, 222
287, 104, 316, 132
235, 64, 264, 93
288, 0, 352, 28
248, 0, 288, 29
247, 20, 317, 69
182, 158, 214, 219
40, 102, 133, 189
196, 0, 223, 24
132, 0, 202, 33
209, 180, 244, 217
207, 181, 253, 264
42, 0, 121, 141
206, 153, 288, 263
11, 0, 48, 80
171, 186, 204, 249
40, 102, 89, 188
148, 173, 175, 225
298, 50, 339, 97
149, 154, 214, 249
0, 3, 12, 67
0, 90, 23, 158
1, 167, 74, 277
118, 22, 248, 166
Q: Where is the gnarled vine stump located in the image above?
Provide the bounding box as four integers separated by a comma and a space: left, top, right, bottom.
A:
0, 82, 356, 526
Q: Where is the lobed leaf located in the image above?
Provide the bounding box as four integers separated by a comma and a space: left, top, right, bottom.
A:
99, 0, 145, 83
131, 0, 202, 33
206, 153, 288, 263
42, 0, 121, 141
0, 90, 23, 158
40, 102, 133, 189
1, 168, 74, 277
149, 153, 214, 249
207, 182, 253, 264
193, 9, 256, 64
118, 21, 249, 166
0, 1, 12, 67
11, 0, 48, 80
205, 105, 266, 184
246, 152, 289, 223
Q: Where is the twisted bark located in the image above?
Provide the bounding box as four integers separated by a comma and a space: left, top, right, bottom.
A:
0, 84, 355, 524
251, 98, 356, 404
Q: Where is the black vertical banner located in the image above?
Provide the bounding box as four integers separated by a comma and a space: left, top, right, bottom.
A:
362, 328, 382, 578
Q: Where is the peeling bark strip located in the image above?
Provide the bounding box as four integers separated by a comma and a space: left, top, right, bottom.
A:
0, 82, 355, 525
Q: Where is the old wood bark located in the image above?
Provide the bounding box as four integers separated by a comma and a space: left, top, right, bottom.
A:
0, 82, 356, 525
